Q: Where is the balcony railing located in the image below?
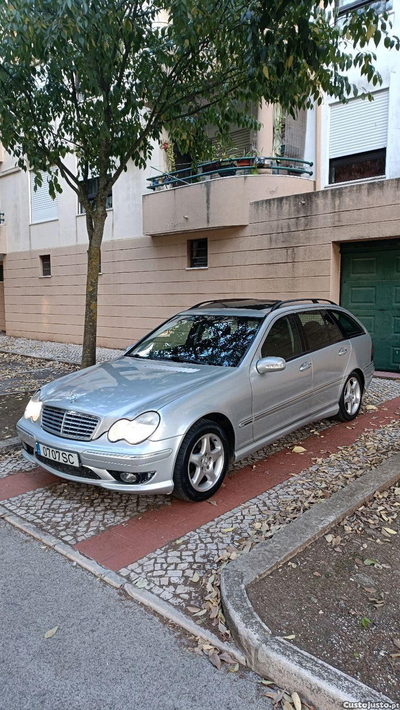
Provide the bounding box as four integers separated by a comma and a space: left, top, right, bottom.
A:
147, 156, 313, 191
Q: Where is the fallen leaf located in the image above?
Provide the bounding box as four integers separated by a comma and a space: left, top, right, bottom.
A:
292, 446, 307, 454
382, 527, 397, 535
283, 634, 296, 640
219, 651, 236, 664
228, 663, 239, 672
392, 638, 400, 650
209, 652, 221, 670
363, 558, 378, 566
44, 626, 59, 639
292, 691, 302, 710
365, 404, 378, 411
208, 500, 217, 506
361, 617, 372, 629
187, 606, 201, 613
221, 527, 235, 533
191, 572, 200, 583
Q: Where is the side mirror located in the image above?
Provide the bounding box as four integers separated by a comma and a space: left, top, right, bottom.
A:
256, 356, 286, 374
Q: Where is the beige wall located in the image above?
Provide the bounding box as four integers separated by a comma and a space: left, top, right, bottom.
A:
0, 281, 5, 332
4, 178, 400, 349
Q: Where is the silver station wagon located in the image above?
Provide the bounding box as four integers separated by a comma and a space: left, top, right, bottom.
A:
17, 298, 374, 502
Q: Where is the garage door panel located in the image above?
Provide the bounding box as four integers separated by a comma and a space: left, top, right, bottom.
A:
349, 286, 376, 305
351, 257, 377, 275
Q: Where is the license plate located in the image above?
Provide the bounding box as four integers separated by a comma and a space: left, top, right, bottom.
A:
36, 443, 80, 467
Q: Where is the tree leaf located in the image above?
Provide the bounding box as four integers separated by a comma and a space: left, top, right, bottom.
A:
44, 625, 59, 639
209, 652, 221, 670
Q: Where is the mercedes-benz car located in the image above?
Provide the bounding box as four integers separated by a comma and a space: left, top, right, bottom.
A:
17, 298, 374, 502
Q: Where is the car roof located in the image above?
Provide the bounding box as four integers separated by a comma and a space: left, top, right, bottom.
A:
180, 298, 338, 317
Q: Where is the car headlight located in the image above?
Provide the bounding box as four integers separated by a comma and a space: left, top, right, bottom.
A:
108, 412, 160, 445
24, 392, 43, 422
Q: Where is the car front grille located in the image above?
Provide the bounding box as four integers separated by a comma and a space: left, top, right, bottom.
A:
36, 454, 101, 479
41, 406, 100, 441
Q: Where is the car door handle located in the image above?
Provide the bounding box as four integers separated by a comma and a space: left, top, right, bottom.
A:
338, 348, 348, 356
299, 361, 312, 371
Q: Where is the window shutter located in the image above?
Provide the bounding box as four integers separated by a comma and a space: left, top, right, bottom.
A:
329, 90, 389, 159
30, 171, 58, 223
211, 129, 252, 157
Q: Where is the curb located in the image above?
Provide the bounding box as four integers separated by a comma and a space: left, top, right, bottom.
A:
221, 453, 400, 710
0, 506, 245, 664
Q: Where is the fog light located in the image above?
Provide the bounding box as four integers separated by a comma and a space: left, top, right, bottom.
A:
120, 472, 140, 484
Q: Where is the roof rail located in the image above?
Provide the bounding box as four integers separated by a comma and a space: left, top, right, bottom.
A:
270, 298, 337, 312
189, 298, 273, 310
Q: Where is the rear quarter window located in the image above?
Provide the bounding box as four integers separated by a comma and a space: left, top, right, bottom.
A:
330, 310, 365, 338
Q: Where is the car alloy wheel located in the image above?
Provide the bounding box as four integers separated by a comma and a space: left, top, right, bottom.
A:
343, 376, 362, 416
188, 433, 225, 492
336, 371, 363, 421
173, 418, 229, 502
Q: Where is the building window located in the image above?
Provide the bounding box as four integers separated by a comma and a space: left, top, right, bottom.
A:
79, 177, 113, 214
30, 171, 58, 224
336, 0, 392, 15
329, 90, 388, 185
0, 263, 3, 282
188, 239, 208, 268
329, 149, 386, 184
40, 254, 51, 277
98, 250, 102, 274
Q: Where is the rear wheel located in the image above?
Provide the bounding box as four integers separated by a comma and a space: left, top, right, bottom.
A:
336, 372, 363, 421
173, 419, 229, 502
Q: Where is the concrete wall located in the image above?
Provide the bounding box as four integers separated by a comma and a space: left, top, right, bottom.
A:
4, 178, 400, 349
0, 282, 5, 332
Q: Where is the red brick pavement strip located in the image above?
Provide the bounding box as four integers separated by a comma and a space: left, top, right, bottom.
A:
76, 396, 400, 571
0, 468, 58, 502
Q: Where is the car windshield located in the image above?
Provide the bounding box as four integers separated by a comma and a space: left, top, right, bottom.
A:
127, 314, 262, 367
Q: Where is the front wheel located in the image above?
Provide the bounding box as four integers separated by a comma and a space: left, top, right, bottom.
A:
173, 419, 229, 502
336, 372, 363, 421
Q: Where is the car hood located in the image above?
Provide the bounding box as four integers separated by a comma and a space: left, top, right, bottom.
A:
39, 356, 230, 419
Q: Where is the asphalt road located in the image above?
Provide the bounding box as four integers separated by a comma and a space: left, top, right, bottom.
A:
0, 521, 270, 710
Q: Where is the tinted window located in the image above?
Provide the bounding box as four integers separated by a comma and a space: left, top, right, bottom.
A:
330, 310, 365, 338
322, 310, 344, 344
298, 311, 330, 351
261, 316, 303, 361
128, 314, 262, 367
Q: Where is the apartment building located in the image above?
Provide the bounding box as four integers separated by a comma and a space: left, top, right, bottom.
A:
0, 0, 399, 372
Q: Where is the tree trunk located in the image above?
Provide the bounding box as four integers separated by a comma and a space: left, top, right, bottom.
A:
81, 210, 107, 369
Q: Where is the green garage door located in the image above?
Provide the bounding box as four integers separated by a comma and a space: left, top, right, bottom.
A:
340, 239, 400, 372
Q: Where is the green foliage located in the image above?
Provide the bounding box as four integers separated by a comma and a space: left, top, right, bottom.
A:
0, 0, 398, 209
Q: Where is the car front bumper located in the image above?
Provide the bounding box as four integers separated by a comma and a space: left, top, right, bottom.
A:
16, 419, 183, 495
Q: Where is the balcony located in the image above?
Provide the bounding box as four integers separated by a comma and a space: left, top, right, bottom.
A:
143, 156, 314, 236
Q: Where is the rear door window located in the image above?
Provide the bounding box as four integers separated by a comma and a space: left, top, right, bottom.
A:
321, 310, 345, 344
297, 311, 330, 351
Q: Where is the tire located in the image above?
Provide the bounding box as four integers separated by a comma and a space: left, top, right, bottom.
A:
173, 419, 230, 502
336, 372, 363, 422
